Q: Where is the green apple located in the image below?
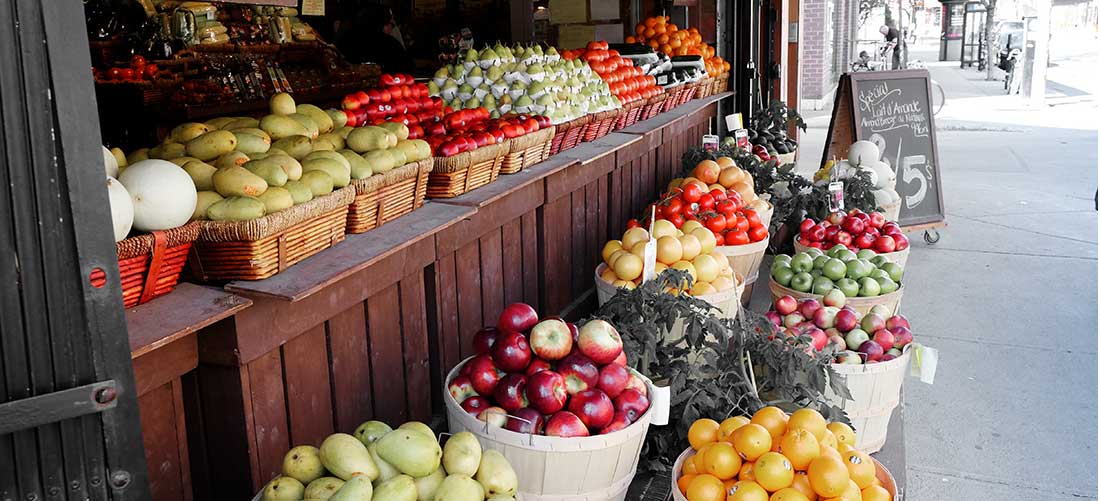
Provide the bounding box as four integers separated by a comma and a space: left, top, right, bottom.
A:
790, 253, 814, 273
805, 247, 824, 258
869, 268, 891, 281
857, 249, 877, 260
837, 249, 858, 262
810, 269, 823, 278
858, 277, 881, 297
877, 277, 899, 293
771, 259, 792, 273
836, 278, 860, 297
869, 305, 892, 318
822, 258, 847, 281
828, 244, 848, 257
845, 259, 869, 280
813, 254, 830, 270
881, 262, 904, 282
845, 328, 870, 350
812, 277, 835, 295
870, 255, 888, 267
773, 254, 792, 267
790, 272, 814, 292
772, 266, 795, 286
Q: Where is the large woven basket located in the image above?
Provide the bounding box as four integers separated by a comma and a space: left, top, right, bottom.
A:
793, 238, 910, 270
427, 142, 507, 198
549, 115, 590, 155
716, 72, 730, 92
188, 186, 355, 281
640, 93, 667, 121
346, 159, 432, 234
613, 100, 644, 130
768, 278, 905, 316
501, 127, 555, 175
594, 264, 744, 320
582, 109, 620, 143
91, 221, 201, 307
695, 77, 715, 99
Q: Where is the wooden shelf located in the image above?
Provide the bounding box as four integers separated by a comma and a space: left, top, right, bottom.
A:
127, 283, 252, 358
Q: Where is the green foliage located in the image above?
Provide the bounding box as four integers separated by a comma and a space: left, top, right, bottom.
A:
750, 100, 807, 134
593, 269, 851, 473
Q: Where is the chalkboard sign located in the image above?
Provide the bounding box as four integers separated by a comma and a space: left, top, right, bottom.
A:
822, 70, 946, 228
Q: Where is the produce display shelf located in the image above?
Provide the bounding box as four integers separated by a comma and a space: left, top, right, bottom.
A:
618, 91, 732, 136
127, 282, 251, 359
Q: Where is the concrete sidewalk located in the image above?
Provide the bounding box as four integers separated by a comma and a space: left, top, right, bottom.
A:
784, 62, 1099, 499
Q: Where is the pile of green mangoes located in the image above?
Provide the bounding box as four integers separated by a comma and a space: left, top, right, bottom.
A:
261, 420, 518, 501
771, 244, 904, 298
115, 92, 432, 223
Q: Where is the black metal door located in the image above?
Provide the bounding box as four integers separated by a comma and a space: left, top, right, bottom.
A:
0, 1, 150, 499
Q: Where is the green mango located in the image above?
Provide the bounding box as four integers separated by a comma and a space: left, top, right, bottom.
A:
283, 181, 314, 204
339, 150, 373, 180
304, 477, 345, 500
272, 135, 314, 160
353, 420, 393, 446
315, 132, 346, 151
261, 476, 304, 501
186, 130, 238, 161
269, 92, 296, 115
282, 445, 325, 484
296, 103, 335, 133
181, 161, 217, 191
223, 117, 260, 130
214, 151, 250, 169
126, 148, 149, 164
320, 433, 379, 481
204, 116, 237, 130
302, 158, 350, 188
328, 474, 373, 501
328, 109, 348, 129
432, 475, 483, 501
149, 142, 186, 160
288, 112, 320, 138
375, 429, 442, 478
234, 131, 272, 155
414, 467, 445, 501
169, 156, 201, 166
441, 431, 480, 477
213, 166, 268, 197
347, 126, 393, 152
260, 114, 310, 140
373, 475, 417, 501
258, 187, 294, 213
206, 196, 266, 222
387, 148, 408, 168
170, 122, 211, 143
370, 441, 401, 483
191, 191, 224, 220
475, 450, 517, 497
300, 170, 335, 197
245, 158, 290, 187
303, 150, 351, 173
363, 150, 396, 174
380, 122, 410, 141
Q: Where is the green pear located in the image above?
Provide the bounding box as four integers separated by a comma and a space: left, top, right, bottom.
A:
262, 476, 305, 501
282, 445, 325, 484
329, 474, 373, 501
432, 475, 483, 501
441, 432, 481, 477
397, 422, 436, 439
414, 467, 445, 501
304, 477, 345, 500
269, 92, 296, 115
354, 421, 393, 446
320, 433, 379, 481
373, 474, 418, 501
375, 429, 442, 478
475, 450, 517, 497
369, 441, 401, 483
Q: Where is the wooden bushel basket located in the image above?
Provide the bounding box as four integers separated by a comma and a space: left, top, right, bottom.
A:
768, 279, 905, 316
92, 221, 201, 307
715, 237, 769, 299
445, 359, 658, 501
550, 115, 591, 155
694, 77, 714, 99
594, 264, 744, 320
427, 142, 507, 198
614, 100, 644, 130
188, 187, 355, 281
346, 159, 432, 234
501, 127, 555, 175
793, 238, 910, 270
582, 109, 620, 143
827, 349, 911, 454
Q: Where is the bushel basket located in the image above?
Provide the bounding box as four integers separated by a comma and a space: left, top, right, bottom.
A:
768, 278, 905, 316
346, 159, 432, 234
427, 142, 507, 198
640, 93, 667, 121
827, 348, 912, 454
92, 221, 201, 307
501, 127, 555, 175
188, 186, 355, 281
582, 109, 620, 143
549, 115, 590, 155
614, 100, 644, 130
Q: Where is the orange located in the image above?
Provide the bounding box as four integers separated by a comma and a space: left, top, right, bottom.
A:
694, 443, 715, 472
718, 166, 744, 187
818, 429, 838, 450
716, 156, 737, 169
727, 480, 769, 501
836, 443, 854, 455
787, 409, 827, 441
769, 488, 810, 501
754, 452, 794, 492
645, 28, 657, 38
860, 485, 891, 501
656, 235, 684, 265
679, 474, 697, 495
732, 423, 772, 461
660, 44, 673, 54
828, 480, 861, 501
703, 442, 742, 480
626, 36, 637, 43
807, 456, 849, 497
840, 450, 875, 489
789, 472, 818, 500
819, 446, 842, 463
693, 160, 721, 184
636, 24, 646, 35
683, 456, 700, 475
751, 407, 788, 442
739, 461, 755, 481
779, 429, 821, 470
657, 33, 670, 44
689, 419, 721, 449
720, 416, 750, 439
645, 17, 658, 27
686, 474, 726, 501
826, 422, 855, 447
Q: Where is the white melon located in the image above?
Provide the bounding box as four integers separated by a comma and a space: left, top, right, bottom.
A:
117, 159, 197, 231
106, 176, 133, 242
847, 140, 880, 166
103, 145, 119, 178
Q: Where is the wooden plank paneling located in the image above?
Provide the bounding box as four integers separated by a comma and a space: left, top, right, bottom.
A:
570, 188, 587, 300
283, 325, 335, 446
190, 364, 256, 499
367, 285, 407, 424
521, 212, 540, 307
500, 220, 524, 306
479, 229, 505, 326
133, 335, 197, 397
454, 241, 483, 358
139, 383, 187, 501
432, 256, 462, 380
327, 305, 372, 432
246, 350, 289, 486
399, 273, 432, 421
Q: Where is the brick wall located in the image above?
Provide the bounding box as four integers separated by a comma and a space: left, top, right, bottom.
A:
799, 0, 858, 101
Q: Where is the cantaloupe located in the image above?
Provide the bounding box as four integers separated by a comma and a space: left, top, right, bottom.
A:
117, 160, 197, 231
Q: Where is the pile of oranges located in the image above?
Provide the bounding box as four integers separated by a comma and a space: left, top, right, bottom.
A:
677, 407, 893, 501
626, 16, 730, 77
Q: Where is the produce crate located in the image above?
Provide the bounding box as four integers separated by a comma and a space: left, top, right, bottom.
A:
345, 159, 432, 234
640, 93, 668, 121
427, 142, 507, 198
91, 221, 201, 307
445, 359, 658, 501
501, 127, 555, 175
549, 115, 590, 155
715, 237, 769, 300
694, 77, 715, 99
582, 109, 620, 143
716, 72, 730, 92
827, 349, 912, 453
187, 187, 355, 281
613, 100, 644, 130
793, 238, 910, 269
768, 279, 905, 316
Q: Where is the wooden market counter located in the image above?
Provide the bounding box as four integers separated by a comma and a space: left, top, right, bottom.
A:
128, 93, 728, 500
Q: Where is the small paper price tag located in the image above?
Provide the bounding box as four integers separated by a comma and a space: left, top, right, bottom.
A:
733, 128, 750, 149
725, 113, 744, 131
910, 344, 939, 384
642, 206, 658, 282
657, 74, 669, 86
650, 385, 672, 425
702, 134, 719, 151
828, 181, 845, 212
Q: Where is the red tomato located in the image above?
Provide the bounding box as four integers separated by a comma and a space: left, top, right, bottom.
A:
681, 183, 703, 203
107, 67, 122, 80
748, 226, 768, 242
742, 209, 762, 229
705, 214, 727, 233
727, 230, 750, 245
666, 213, 685, 228
709, 188, 727, 201
714, 232, 725, 246
119, 68, 134, 80
143, 64, 158, 79
726, 190, 743, 209
732, 216, 750, 233
130, 55, 146, 68
698, 193, 715, 211
663, 197, 684, 217
716, 199, 737, 218
626, 218, 641, 229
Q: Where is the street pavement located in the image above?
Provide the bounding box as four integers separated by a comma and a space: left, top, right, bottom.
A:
760, 52, 1098, 499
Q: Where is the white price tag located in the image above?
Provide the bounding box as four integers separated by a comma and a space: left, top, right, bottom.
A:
702, 134, 719, 151
650, 385, 671, 425
828, 182, 845, 212
725, 113, 744, 130
642, 206, 658, 282
910, 344, 939, 384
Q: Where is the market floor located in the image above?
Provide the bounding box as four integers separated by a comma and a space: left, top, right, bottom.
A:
769, 58, 1099, 499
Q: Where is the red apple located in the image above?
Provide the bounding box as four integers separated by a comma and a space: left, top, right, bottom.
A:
807, 327, 828, 351
494, 373, 529, 412
467, 354, 502, 396
890, 326, 914, 348
764, 311, 783, 327
613, 388, 650, 421
478, 407, 507, 428
491, 331, 532, 372
822, 288, 847, 308
798, 299, 822, 320
461, 395, 491, 415
874, 235, 897, 253
526, 370, 568, 414
868, 212, 886, 228
529, 319, 574, 361
835, 230, 853, 247
783, 312, 805, 329
827, 334, 847, 351
567, 322, 580, 343
826, 212, 845, 225
568, 389, 614, 430
873, 329, 895, 352
599, 411, 633, 434
774, 295, 798, 315
342, 95, 360, 110
611, 351, 628, 366
855, 232, 876, 249
860, 313, 886, 333
544, 411, 589, 437
858, 340, 884, 362
624, 374, 647, 396
525, 358, 552, 376
813, 306, 838, 329
558, 353, 599, 394
576, 319, 623, 365
505, 407, 545, 434
799, 219, 816, 234
886, 314, 910, 331
834, 308, 860, 332
499, 303, 539, 333
890, 233, 910, 251
473, 327, 500, 354
448, 375, 477, 403
597, 364, 630, 398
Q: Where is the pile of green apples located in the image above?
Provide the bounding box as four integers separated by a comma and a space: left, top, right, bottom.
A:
771, 244, 904, 298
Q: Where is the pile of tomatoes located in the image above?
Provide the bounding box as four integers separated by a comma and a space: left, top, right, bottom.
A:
560, 41, 664, 105
341, 74, 439, 136
93, 55, 160, 83
639, 180, 768, 247
626, 17, 730, 77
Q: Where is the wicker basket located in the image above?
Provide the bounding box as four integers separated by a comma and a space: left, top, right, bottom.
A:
346, 159, 432, 234
594, 264, 744, 319
768, 279, 905, 316
716, 72, 730, 92
91, 222, 201, 307
582, 109, 620, 143
793, 238, 910, 270
827, 349, 912, 454
640, 93, 668, 121
427, 142, 507, 198
188, 187, 355, 281
613, 100, 644, 130
501, 127, 555, 175
549, 115, 590, 155
661, 86, 685, 112
695, 77, 715, 99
